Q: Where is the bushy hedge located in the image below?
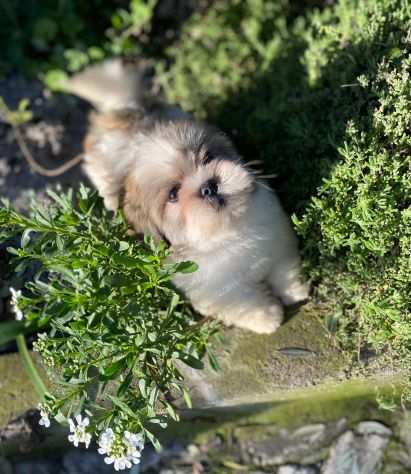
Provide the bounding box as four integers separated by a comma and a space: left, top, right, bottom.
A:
0, 0, 156, 87
159, 0, 411, 369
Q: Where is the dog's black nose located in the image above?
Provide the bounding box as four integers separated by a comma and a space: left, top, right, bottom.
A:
200, 179, 219, 198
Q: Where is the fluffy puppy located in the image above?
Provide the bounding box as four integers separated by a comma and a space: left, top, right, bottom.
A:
68, 59, 308, 334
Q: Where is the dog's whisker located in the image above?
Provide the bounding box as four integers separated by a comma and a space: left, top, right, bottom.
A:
258, 174, 278, 179
244, 160, 264, 166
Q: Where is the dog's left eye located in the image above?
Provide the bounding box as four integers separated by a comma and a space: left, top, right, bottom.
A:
168, 184, 180, 203
203, 150, 215, 165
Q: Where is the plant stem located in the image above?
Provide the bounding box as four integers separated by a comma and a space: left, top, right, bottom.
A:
16, 334, 48, 401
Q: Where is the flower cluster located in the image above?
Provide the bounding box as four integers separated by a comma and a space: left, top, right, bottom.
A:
38, 404, 51, 428
38, 409, 144, 471
68, 414, 92, 448
9, 287, 23, 321
98, 428, 144, 471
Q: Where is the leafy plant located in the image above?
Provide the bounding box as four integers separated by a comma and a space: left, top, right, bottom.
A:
0, 186, 218, 467
0, 97, 32, 126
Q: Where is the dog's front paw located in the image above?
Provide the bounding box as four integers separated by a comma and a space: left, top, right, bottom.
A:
280, 282, 310, 306
241, 303, 284, 334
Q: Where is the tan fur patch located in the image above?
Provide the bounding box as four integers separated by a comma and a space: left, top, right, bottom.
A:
123, 173, 164, 239
83, 110, 137, 154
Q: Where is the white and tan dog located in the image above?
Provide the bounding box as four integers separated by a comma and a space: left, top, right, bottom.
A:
67, 59, 308, 334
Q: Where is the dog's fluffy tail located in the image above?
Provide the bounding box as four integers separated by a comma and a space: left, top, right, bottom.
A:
63, 58, 150, 112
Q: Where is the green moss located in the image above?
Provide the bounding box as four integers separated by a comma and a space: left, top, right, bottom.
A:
0, 353, 44, 427
207, 304, 349, 402
162, 377, 401, 447
159, 0, 411, 390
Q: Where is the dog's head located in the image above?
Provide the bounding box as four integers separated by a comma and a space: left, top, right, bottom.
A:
86, 117, 255, 249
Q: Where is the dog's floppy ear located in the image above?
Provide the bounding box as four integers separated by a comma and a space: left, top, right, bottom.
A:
83, 110, 137, 211
122, 172, 164, 240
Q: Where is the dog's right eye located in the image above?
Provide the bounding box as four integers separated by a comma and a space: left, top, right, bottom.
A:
168, 185, 180, 203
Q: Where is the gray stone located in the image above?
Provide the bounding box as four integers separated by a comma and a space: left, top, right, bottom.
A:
322, 431, 357, 474
14, 461, 61, 474
278, 465, 318, 474
290, 424, 326, 445
62, 449, 119, 473
399, 414, 411, 465
240, 419, 346, 467
0, 457, 13, 474
356, 421, 392, 437
322, 425, 391, 474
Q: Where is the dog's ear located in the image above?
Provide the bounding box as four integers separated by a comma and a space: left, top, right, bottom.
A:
83, 110, 137, 211
122, 173, 163, 240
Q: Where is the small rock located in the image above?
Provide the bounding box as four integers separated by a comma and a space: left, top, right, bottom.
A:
399, 414, 411, 461
356, 421, 392, 437
63, 449, 117, 473
322, 431, 356, 474
323, 425, 391, 474
240, 419, 346, 467
277, 465, 318, 474
291, 424, 326, 445
14, 460, 61, 474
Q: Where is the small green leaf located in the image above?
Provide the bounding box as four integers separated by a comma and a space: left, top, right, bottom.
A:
174, 261, 199, 274
21, 229, 34, 248
100, 358, 127, 380
117, 371, 133, 397
111, 254, 145, 267
164, 402, 179, 421
178, 353, 204, 370
108, 396, 139, 420
182, 388, 192, 409
119, 241, 130, 251
139, 378, 147, 398
144, 429, 162, 451
207, 350, 220, 372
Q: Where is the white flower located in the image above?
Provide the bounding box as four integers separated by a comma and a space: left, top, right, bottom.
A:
9, 287, 24, 321
38, 405, 51, 428
68, 414, 92, 448
98, 428, 115, 455
104, 454, 132, 471
97, 428, 144, 470
124, 431, 144, 464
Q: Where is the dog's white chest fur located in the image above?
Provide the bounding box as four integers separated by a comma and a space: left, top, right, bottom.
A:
172, 184, 308, 333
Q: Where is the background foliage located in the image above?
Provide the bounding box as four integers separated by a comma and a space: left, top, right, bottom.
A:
0, 0, 157, 88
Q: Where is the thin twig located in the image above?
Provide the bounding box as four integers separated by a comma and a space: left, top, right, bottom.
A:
13, 125, 84, 177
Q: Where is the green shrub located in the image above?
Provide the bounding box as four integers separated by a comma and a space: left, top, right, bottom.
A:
0, 0, 156, 88
159, 0, 411, 374
0, 187, 218, 460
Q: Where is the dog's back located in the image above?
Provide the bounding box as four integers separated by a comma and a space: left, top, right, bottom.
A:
65, 58, 188, 210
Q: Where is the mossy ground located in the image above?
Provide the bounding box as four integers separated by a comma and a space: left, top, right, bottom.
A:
177, 303, 401, 409
163, 376, 402, 449
0, 353, 44, 427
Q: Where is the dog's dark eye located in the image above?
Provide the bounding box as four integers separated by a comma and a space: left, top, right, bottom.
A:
168, 184, 180, 202
203, 150, 215, 164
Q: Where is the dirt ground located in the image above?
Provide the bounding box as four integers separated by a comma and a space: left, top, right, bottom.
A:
0, 73, 90, 211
